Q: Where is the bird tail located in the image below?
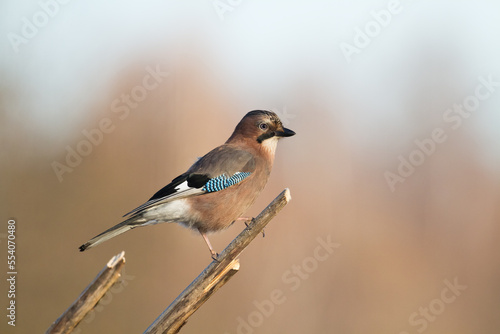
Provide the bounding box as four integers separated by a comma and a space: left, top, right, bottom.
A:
79, 217, 144, 252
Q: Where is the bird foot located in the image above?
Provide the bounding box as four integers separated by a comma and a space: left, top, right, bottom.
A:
241, 217, 264, 237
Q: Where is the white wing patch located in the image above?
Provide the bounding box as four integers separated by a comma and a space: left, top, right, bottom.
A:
174, 180, 192, 193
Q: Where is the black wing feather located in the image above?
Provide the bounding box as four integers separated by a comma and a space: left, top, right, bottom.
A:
148, 173, 210, 201
148, 174, 187, 201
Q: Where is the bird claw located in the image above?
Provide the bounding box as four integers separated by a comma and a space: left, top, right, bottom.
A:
242, 217, 255, 227
243, 218, 264, 238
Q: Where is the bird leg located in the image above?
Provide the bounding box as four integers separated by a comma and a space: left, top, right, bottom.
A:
199, 229, 219, 260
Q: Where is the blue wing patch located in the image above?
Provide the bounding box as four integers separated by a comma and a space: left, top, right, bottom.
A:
203, 172, 251, 193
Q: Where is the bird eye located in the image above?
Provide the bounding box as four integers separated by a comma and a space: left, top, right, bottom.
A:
259, 123, 268, 131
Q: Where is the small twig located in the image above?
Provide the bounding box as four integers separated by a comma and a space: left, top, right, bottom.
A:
144, 188, 292, 334
46, 251, 126, 334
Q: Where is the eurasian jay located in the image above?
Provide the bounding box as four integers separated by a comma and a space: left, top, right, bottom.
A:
79, 110, 295, 258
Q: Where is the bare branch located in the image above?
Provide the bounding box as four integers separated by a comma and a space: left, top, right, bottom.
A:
144, 188, 292, 334
46, 251, 126, 334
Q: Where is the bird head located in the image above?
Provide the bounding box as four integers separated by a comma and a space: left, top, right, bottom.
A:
227, 110, 295, 154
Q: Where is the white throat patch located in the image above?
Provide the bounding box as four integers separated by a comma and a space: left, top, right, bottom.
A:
261, 136, 279, 155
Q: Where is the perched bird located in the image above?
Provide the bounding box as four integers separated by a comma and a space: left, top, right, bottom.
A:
79, 110, 295, 258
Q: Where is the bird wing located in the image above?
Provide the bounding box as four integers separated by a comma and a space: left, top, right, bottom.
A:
123, 145, 255, 217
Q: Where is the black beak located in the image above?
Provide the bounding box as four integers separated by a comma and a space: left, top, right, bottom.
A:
276, 127, 296, 138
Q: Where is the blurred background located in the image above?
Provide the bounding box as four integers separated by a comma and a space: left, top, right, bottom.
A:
2, 0, 500, 333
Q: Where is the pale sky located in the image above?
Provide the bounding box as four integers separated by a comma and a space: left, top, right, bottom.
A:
1, 0, 500, 166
